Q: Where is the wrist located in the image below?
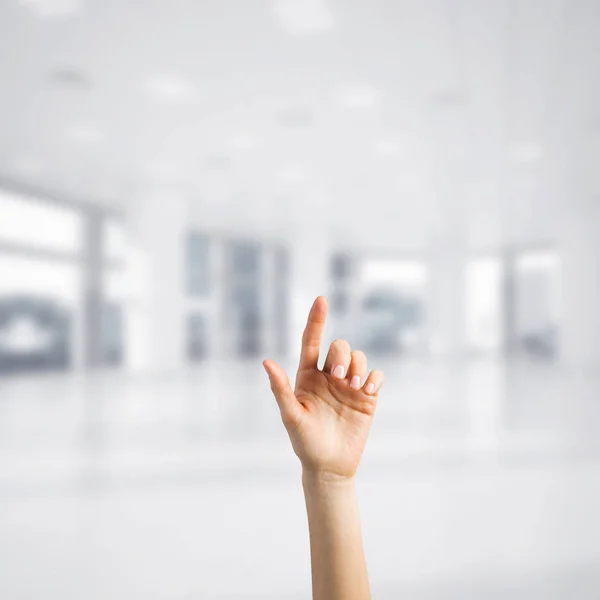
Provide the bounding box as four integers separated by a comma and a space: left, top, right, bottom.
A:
302, 468, 356, 488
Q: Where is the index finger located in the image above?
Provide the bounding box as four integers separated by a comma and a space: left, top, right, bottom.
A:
298, 296, 328, 371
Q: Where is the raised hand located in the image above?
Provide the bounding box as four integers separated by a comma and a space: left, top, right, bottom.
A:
263, 296, 384, 480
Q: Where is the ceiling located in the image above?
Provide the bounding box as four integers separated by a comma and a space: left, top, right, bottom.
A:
0, 0, 599, 249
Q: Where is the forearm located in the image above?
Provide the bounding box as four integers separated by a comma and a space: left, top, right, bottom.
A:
302, 470, 370, 600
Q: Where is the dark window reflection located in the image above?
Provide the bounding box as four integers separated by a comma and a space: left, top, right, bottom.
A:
187, 313, 207, 361
512, 251, 559, 360
361, 289, 422, 355
331, 253, 352, 282
101, 302, 123, 366
0, 296, 71, 374
226, 240, 263, 357
231, 241, 261, 277
274, 244, 289, 280
274, 245, 289, 356
231, 284, 262, 357
187, 233, 211, 296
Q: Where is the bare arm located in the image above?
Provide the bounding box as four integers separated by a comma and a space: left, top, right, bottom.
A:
263, 296, 384, 600
302, 472, 369, 600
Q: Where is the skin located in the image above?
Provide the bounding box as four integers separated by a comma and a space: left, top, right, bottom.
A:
263, 296, 384, 600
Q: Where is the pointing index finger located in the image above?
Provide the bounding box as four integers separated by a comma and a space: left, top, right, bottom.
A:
299, 296, 328, 371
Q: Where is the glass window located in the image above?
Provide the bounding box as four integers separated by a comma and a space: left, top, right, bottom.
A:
466, 257, 504, 353
273, 283, 288, 355
231, 241, 260, 278
274, 244, 289, 281
186, 313, 207, 361
102, 217, 127, 262
0, 254, 82, 374
187, 233, 211, 296
101, 303, 123, 367
358, 258, 428, 355
224, 239, 262, 357
231, 289, 262, 357
101, 268, 127, 366
0, 254, 81, 303
361, 258, 427, 288
104, 267, 128, 303
513, 249, 560, 359
270, 245, 289, 356
0, 190, 83, 254
331, 253, 352, 281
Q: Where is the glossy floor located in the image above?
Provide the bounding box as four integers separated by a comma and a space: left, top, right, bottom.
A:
1, 359, 599, 599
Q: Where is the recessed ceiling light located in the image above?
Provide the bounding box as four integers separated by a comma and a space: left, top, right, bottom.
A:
49, 67, 91, 89
67, 124, 105, 143
337, 85, 382, 110
512, 142, 543, 163
144, 74, 197, 103
19, 0, 81, 17
271, 0, 335, 36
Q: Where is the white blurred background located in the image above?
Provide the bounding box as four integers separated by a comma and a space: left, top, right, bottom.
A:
0, 0, 600, 598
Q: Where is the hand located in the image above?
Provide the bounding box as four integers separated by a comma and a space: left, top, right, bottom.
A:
263, 296, 384, 480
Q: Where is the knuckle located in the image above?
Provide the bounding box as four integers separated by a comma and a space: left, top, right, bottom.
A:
355, 395, 377, 414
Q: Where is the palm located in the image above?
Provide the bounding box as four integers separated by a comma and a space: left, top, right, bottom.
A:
292, 370, 374, 478
264, 297, 383, 479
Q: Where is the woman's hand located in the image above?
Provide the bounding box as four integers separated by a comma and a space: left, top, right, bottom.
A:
263, 296, 384, 481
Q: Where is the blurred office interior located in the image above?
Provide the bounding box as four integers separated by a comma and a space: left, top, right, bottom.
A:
1, 0, 600, 598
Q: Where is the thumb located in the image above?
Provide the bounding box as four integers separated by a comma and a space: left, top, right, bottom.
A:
263, 359, 303, 430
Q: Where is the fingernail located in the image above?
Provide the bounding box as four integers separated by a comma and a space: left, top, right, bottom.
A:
350, 375, 361, 390
333, 365, 345, 379
365, 383, 376, 394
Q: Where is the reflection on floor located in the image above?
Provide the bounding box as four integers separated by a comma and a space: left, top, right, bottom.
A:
0, 360, 599, 599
